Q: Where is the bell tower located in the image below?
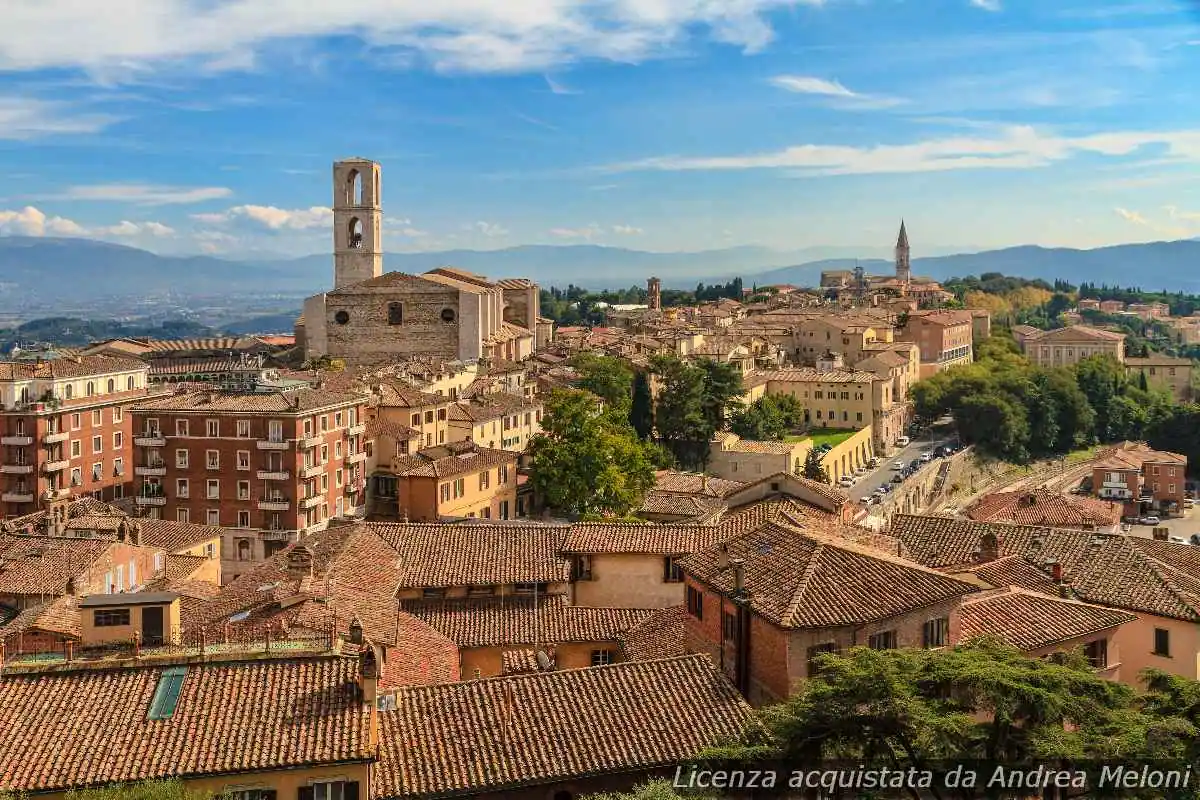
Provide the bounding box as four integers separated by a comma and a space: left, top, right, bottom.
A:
332, 158, 383, 289
894, 219, 911, 285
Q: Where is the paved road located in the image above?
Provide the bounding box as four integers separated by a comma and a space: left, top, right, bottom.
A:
848, 422, 960, 503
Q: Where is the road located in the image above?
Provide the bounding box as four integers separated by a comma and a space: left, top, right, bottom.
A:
848, 421, 960, 503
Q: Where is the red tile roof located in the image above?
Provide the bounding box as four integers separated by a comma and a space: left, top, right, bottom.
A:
967, 488, 1122, 529
391, 441, 515, 479
618, 605, 687, 662
375, 655, 750, 798
0, 654, 372, 791
371, 523, 569, 588
958, 587, 1137, 651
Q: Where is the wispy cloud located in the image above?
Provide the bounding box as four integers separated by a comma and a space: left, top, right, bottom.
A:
0, 96, 120, 140
191, 205, 331, 230
514, 112, 559, 131
969, 0, 1002, 11
612, 224, 644, 235
0, 205, 174, 239
0, 1, 820, 77
1114, 206, 1196, 238
600, 126, 1200, 177
551, 223, 642, 239
768, 75, 905, 110
545, 75, 579, 95
471, 221, 508, 238
49, 184, 233, 205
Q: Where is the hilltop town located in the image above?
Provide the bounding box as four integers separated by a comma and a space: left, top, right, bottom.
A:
2, 159, 1200, 798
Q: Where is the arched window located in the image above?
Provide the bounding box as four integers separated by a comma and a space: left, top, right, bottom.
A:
19, 386, 30, 404
346, 169, 362, 206
65, 384, 73, 399
237, 539, 252, 561
348, 217, 363, 249
107, 378, 115, 393
85, 382, 95, 397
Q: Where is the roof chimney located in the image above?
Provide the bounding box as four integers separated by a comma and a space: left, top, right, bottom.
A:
978, 531, 999, 563
716, 542, 731, 571
701, 474, 710, 493
731, 558, 745, 593
1049, 561, 1063, 583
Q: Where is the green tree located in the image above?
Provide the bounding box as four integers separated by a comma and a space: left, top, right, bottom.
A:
801, 448, 830, 483
61, 782, 214, 800
954, 392, 1031, 461
629, 370, 654, 440
1076, 355, 1125, 441
729, 393, 805, 441
695, 359, 745, 436
651, 356, 713, 469
1138, 370, 1150, 392
527, 389, 658, 516
584, 781, 698, 800
570, 353, 634, 413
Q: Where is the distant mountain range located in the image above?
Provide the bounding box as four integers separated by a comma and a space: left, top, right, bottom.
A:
2, 235, 1198, 309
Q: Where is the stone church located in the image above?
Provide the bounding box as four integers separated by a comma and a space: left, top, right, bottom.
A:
297, 158, 542, 365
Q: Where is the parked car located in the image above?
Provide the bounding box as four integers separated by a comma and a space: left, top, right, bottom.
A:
1185, 497, 1195, 509
891, 474, 905, 484
836, 476, 855, 488
896, 436, 911, 447
854, 467, 868, 477
891, 460, 906, 471
1140, 516, 1162, 526
919, 451, 934, 463
867, 457, 881, 468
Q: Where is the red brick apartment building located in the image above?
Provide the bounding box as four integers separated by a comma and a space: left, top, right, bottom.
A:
1092, 441, 1189, 517
1, 356, 155, 518
129, 388, 371, 580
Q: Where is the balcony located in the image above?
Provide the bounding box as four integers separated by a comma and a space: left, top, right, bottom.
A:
135, 464, 167, 477
262, 529, 294, 541
135, 493, 167, 507
347, 424, 366, 437
299, 495, 324, 510
0, 464, 34, 475
300, 464, 325, 480
42, 460, 69, 473
258, 496, 291, 511
345, 451, 366, 464
1099, 486, 1133, 500
300, 436, 323, 450
344, 480, 364, 494
41, 431, 69, 445
43, 488, 70, 501
257, 438, 291, 451
0, 435, 33, 446
1, 492, 34, 504
257, 470, 291, 480
134, 433, 166, 447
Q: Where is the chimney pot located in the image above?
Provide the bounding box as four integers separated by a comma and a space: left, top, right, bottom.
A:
732, 558, 745, 592
1050, 561, 1063, 583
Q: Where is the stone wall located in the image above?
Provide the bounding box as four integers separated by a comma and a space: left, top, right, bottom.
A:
324, 279, 460, 363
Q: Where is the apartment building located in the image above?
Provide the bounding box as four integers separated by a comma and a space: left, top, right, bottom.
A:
1020, 325, 1126, 369
374, 380, 452, 449
376, 439, 519, 521
762, 367, 905, 451
898, 309, 974, 378
1127, 302, 1170, 320
446, 392, 544, 452
1164, 315, 1200, 346
1, 355, 155, 518
1124, 355, 1193, 402
129, 388, 371, 572
1091, 441, 1188, 517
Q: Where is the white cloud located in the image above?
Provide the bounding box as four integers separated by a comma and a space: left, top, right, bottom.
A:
1113, 206, 1198, 238
1115, 207, 1150, 226
601, 126, 1200, 177
611, 224, 644, 235
472, 221, 508, 237
550, 224, 605, 240
970, 0, 1002, 10
51, 183, 233, 205
0, 96, 119, 140
192, 205, 332, 230
545, 75, 579, 95
768, 75, 905, 110
0, 1, 819, 76
0, 205, 175, 240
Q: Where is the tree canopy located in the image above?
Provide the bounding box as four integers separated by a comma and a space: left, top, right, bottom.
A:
650, 356, 744, 470
729, 393, 806, 442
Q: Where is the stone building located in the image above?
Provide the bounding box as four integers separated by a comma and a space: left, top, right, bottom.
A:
300, 158, 541, 366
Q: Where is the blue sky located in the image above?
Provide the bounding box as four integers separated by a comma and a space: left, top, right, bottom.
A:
1, 0, 1200, 258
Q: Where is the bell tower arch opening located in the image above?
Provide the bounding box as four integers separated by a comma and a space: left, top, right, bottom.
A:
332, 158, 383, 289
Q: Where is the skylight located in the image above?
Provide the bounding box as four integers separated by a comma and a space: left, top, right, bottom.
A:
147, 666, 187, 721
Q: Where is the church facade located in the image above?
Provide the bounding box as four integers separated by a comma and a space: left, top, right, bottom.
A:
299, 158, 539, 366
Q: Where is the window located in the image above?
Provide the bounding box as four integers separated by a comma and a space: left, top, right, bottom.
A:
335, 411, 343, 427
320, 475, 328, 492
206, 450, 219, 469
71, 412, 81, 430
499, 464, 510, 484
1154, 628, 1171, 657
147, 666, 187, 720
453, 478, 465, 498
235, 419, 251, 438
127, 376, 136, 390
176, 479, 189, 498
115, 565, 125, 591
387, 302, 404, 325
268, 420, 283, 441
922, 617, 950, 648
806, 643, 836, 676
86, 381, 95, 397
590, 649, 614, 666
206, 479, 220, 499
113, 431, 123, 449
237, 510, 251, 528
424, 410, 434, 424
229, 791, 276, 800
686, 585, 704, 619
304, 420, 313, 436
176, 449, 189, 468
177, 508, 190, 523
71, 439, 82, 458
335, 440, 342, 459
411, 413, 420, 427
663, 556, 683, 583
114, 457, 124, 476
479, 470, 490, 491
154, 552, 164, 571
237, 480, 250, 500
439, 483, 450, 502
722, 610, 738, 641
206, 419, 219, 437
92, 461, 103, 482
206, 508, 220, 526
571, 555, 593, 581
176, 420, 189, 436
1084, 638, 1108, 669
237, 450, 250, 470
94, 609, 130, 627
92, 409, 102, 426
92, 435, 102, 454
868, 630, 897, 650
320, 444, 329, 463
303, 781, 359, 800
336, 468, 343, 487
70, 466, 82, 486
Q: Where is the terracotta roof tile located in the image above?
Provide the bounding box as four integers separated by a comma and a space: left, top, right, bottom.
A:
401, 594, 650, 648
639, 492, 724, 518
371, 523, 570, 587
0, 655, 372, 791
375, 655, 750, 798
562, 522, 730, 555
161, 554, 209, 583
132, 387, 368, 414
958, 587, 1137, 651
391, 441, 515, 479
618, 605, 687, 662
0, 535, 112, 596
0, 595, 80, 640
0, 354, 147, 380
967, 488, 1122, 529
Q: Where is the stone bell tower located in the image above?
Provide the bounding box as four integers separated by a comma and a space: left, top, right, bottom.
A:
332, 158, 383, 289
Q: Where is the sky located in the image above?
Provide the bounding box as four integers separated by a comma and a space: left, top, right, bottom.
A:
1, 0, 1200, 259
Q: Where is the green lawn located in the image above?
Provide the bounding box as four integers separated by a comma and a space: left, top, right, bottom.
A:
786, 428, 858, 449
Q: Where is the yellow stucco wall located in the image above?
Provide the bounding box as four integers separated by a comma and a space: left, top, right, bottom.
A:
572, 553, 684, 609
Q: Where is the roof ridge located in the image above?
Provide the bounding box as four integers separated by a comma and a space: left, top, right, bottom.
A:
784, 538, 827, 626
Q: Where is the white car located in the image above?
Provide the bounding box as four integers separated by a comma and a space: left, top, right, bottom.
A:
890, 460, 906, 471
896, 436, 911, 447
836, 476, 855, 488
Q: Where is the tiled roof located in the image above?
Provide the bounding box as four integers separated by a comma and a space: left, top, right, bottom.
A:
501, 648, 541, 674
618, 605, 687, 662
132, 387, 367, 413
370, 523, 570, 587
639, 491, 723, 518
890, 514, 1200, 621
161, 554, 209, 582
0, 354, 147, 381
713, 434, 796, 455
401, 594, 650, 648
0, 535, 111, 596
147, 357, 267, 376
764, 368, 879, 384
391, 441, 515, 479
1024, 325, 1126, 342
967, 488, 1122, 529
958, 587, 1137, 651
134, 519, 223, 553
562, 523, 728, 555
1, 497, 127, 535
1124, 355, 1193, 367
375, 655, 750, 799
0, 594, 80, 640
366, 416, 420, 441
682, 521, 977, 628
1095, 441, 1188, 469
446, 393, 538, 423
376, 381, 445, 408
954, 555, 1059, 595
0, 655, 372, 791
